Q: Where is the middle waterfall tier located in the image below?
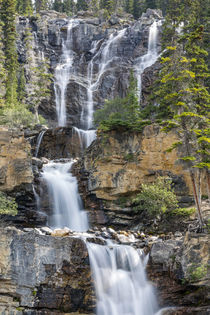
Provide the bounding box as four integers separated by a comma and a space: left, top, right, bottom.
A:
41, 160, 89, 231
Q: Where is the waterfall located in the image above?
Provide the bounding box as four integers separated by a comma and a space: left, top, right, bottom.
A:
87, 242, 159, 315
74, 28, 127, 149
42, 160, 88, 231
35, 130, 46, 157
135, 20, 161, 102
54, 20, 78, 127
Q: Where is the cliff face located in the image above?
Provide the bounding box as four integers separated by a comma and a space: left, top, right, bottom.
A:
76, 125, 207, 228
0, 128, 33, 192
16, 9, 162, 127
0, 227, 94, 315
83, 125, 195, 200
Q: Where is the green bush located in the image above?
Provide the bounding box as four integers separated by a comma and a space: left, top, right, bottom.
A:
94, 71, 151, 132
0, 105, 45, 128
187, 264, 207, 282
133, 177, 178, 215
170, 207, 196, 217
0, 191, 18, 216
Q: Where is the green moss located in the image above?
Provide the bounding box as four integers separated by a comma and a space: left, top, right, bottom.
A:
169, 207, 196, 216
187, 264, 207, 282
0, 192, 18, 216
124, 153, 136, 162
32, 289, 37, 296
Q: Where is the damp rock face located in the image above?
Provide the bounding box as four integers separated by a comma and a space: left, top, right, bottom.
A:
16, 10, 162, 127
76, 125, 207, 228
0, 227, 95, 314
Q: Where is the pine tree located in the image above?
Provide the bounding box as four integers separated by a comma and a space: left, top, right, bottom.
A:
63, 0, 74, 15
17, 66, 26, 102
133, 0, 143, 19
76, 0, 88, 11
1, 0, 18, 107
17, 0, 33, 15
125, 0, 134, 14
154, 0, 210, 228
35, 0, 48, 12
100, 0, 114, 14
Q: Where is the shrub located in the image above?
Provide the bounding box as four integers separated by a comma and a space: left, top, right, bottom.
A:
0, 104, 45, 128
133, 177, 178, 215
0, 191, 18, 216
187, 264, 207, 282
94, 71, 150, 132
170, 207, 196, 216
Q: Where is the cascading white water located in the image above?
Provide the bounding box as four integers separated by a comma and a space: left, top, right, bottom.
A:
75, 28, 127, 149
54, 20, 78, 127
35, 130, 46, 157
87, 242, 159, 315
42, 160, 88, 231
135, 20, 161, 102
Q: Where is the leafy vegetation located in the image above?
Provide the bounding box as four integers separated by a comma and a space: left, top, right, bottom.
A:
169, 207, 196, 217
94, 71, 150, 132
0, 192, 18, 216
133, 177, 179, 215
187, 263, 207, 282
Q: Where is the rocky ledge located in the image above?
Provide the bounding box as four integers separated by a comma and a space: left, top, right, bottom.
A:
0, 226, 209, 314
0, 226, 94, 314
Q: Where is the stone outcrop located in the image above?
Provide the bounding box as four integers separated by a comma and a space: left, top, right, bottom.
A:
83, 125, 196, 200
0, 127, 33, 192
0, 227, 94, 314
75, 125, 207, 228
149, 232, 209, 314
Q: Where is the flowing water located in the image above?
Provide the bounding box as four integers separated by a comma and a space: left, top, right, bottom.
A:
135, 20, 161, 102
42, 160, 88, 231
87, 242, 159, 315
35, 130, 46, 157
54, 20, 79, 127
39, 17, 163, 314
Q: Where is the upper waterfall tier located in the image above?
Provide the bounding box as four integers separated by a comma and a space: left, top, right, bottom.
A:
17, 9, 162, 129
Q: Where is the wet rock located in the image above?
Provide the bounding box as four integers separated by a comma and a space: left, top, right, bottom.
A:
51, 228, 71, 237
109, 15, 120, 25
32, 157, 43, 169
40, 226, 52, 235
0, 227, 94, 314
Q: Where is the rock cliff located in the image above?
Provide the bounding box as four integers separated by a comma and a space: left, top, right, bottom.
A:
0, 227, 94, 314
16, 9, 162, 126
76, 125, 207, 228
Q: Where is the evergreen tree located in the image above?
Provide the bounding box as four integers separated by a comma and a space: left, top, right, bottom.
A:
76, 0, 88, 11
144, 0, 156, 9
154, 0, 210, 228
133, 0, 143, 19
100, 0, 114, 14
63, 0, 74, 15
35, 0, 48, 12
1, 0, 18, 107
125, 0, 134, 14
17, 0, 33, 15
17, 66, 26, 102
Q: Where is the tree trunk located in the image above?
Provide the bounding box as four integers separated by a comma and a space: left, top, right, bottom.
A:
197, 168, 202, 206
206, 169, 210, 203
190, 170, 203, 228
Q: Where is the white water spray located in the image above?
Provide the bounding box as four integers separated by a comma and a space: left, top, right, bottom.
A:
42, 160, 88, 231
135, 20, 161, 102
54, 20, 78, 127
87, 242, 159, 315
